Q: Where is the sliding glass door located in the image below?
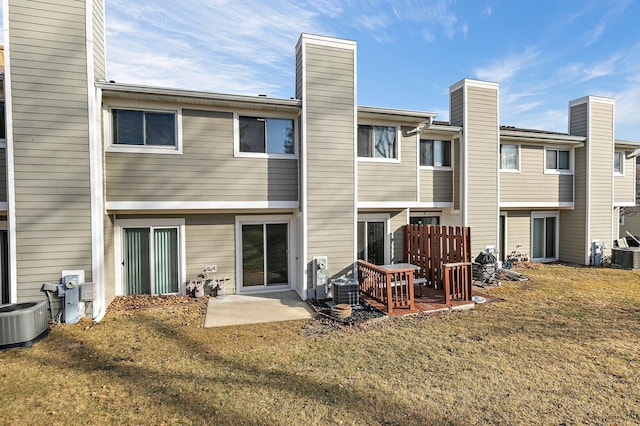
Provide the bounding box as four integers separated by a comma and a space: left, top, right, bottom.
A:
357, 214, 390, 265
240, 222, 289, 290
123, 227, 179, 295
531, 213, 558, 261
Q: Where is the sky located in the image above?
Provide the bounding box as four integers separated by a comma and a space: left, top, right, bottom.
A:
2, 1, 640, 140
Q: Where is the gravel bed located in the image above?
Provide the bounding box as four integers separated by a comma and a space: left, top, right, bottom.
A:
307, 298, 386, 324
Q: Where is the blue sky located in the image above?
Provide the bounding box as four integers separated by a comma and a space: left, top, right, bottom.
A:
2, 1, 640, 140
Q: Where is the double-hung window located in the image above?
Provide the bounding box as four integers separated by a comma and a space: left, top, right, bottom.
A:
545, 148, 571, 173
112, 109, 177, 148
500, 144, 519, 171
614, 151, 624, 175
238, 116, 295, 156
420, 139, 451, 167
358, 125, 398, 159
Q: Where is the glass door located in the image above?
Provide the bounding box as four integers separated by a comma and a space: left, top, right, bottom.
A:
124, 227, 179, 295
357, 216, 389, 265
532, 215, 557, 261
241, 222, 289, 290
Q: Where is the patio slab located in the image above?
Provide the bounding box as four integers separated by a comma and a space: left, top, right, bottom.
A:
204, 290, 313, 328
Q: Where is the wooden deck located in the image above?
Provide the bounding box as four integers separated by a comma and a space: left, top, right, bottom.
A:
359, 286, 475, 317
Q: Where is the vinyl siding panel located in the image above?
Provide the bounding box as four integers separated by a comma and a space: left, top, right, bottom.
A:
453, 138, 460, 210
505, 211, 531, 258
570, 104, 588, 136
0, 149, 6, 203
358, 127, 417, 202
465, 86, 499, 254
185, 214, 237, 292
450, 89, 463, 127
105, 109, 298, 202
303, 42, 355, 285
500, 145, 573, 203
390, 210, 407, 263
589, 102, 614, 252
104, 214, 115, 306
614, 151, 635, 204
420, 169, 453, 203
9, 0, 93, 300
560, 146, 587, 263
92, 0, 106, 80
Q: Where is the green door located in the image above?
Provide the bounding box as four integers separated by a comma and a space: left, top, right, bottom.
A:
124, 227, 179, 295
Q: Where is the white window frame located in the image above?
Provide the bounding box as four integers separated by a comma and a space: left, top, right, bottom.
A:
233, 112, 298, 160
543, 147, 574, 175
357, 124, 401, 163
419, 139, 453, 170
500, 143, 520, 173
357, 213, 391, 264
105, 103, 183, 154
235, 214, 295, 294
114, 218, 186, 296
530, 211, 559, 262
614, 151, 624, 176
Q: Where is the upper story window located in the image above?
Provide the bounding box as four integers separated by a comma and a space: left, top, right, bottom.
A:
545, 148, 571, 173
109, 108, 181, 154
500, 144, 519, 171
358, 125, 397, 160
614, 151, 624, 175
410, 215, 440, 225
420, 139, 451, 168
238, 116, 294, 156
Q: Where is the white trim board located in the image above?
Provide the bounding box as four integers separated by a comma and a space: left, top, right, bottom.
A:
106, 201, 299, 211
500, 202, 574, 209
358, 201, 453, 209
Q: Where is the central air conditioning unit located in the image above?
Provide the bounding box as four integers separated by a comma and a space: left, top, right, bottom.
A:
0, 300, 49, 350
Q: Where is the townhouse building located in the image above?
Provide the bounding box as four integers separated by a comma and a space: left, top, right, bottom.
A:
1, 0, 636, 320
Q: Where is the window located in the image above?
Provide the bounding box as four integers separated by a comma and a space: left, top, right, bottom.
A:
358, 125, 397, 159
614, 151, 624, 175
420, 139, 451, 167
545, 148, 571, 172
239, 116, 294, 155
410, 216, 440, 225
112, 109, 176, 147
500, 144, 519, 171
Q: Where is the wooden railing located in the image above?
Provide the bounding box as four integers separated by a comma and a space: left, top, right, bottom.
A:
403, 224, 472, 301
443, 262, 473, 304
357, 260, 415, 314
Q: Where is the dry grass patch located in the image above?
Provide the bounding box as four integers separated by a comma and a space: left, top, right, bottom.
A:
1, 264, 639, 425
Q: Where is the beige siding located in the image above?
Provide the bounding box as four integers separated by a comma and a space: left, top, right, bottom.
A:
614, 150, 635, 204
420, 169, 453, 203
301, 41, 356, 285
9, 0, 93, 300
589, 102, 614, 250
500, 145, 573, 203
105, 108, 298, 202
103, 214, 115, 306
505, 211, 530, 258
185, 214, 237, 291
450, 89, 463, 126
560, 146, 587, 263
569, 104, 588, 136
92, 0, 106, 80
390, 210, 407, 263
453, 138, 460, 210
358, 126, 417, 202
0, 149, 6, 203
465, 85, 499, 254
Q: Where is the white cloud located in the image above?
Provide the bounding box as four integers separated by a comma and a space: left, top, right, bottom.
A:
473, 49, 539, 82
579, 54, 621, 82
482, 4, 492, 17
582, 0, 631, 46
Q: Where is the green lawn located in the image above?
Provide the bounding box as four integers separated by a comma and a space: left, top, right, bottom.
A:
1, 264, 639, 425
